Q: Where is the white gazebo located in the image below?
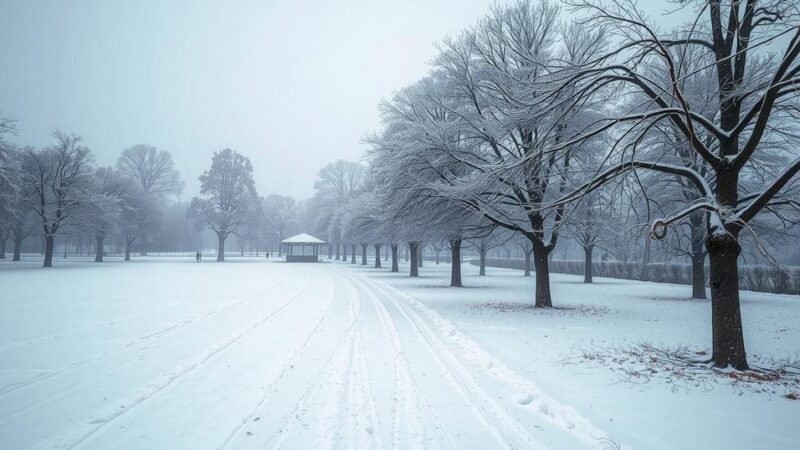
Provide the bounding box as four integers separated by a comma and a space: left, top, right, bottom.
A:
281, 233, 325, 262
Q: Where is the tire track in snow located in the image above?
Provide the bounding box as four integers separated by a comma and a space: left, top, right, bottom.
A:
0, 300, 173, 353
0, 274, 198, 354
348, 326, 385, 450
261, 333, 356, 449
214, 268, 341, 450
0, 371, 55, 397
29, 275, 315, 450
0, 268, 298, 400
356, 269, 612, 448
331, 271, 377, 449
369, 277, 541, 449
0, 272, 302, 429
260, 268, 365, 449
327, 272, 384, 450
341, 270, 457, 450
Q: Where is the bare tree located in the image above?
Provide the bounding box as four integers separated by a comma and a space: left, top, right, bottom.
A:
563, 192, 614, 283
373, 4, 606, 306
312, 160, 365, 257
263, 194, 298, 256
81, 167, 125, 262
116, 144, 184, 197
314, 160, 365, 205
238, 196, 265, 256
469, 225, 513, 277
19, 132, 95, 267
515, 234, 534, 276
367, 105, 478, 283
543, 0, 800, 369
188, 148, 258, 262
0, 114, 16, 165
116, 145, 183, 256
118, 184, 159, 261
0, 115, 19, 256
342, 191, 383, 268
0, 146, 37, 261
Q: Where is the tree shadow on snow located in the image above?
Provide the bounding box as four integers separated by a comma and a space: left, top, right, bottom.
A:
470, 302, 609, 316
420, 284, 491, 289
645, 295, 708, 303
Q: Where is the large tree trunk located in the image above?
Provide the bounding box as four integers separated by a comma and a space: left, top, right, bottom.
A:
351, 244, 356, 264
342, 244, 347, 261
531, 239, 553, 307
692, 251, 706, 300
125, 240, 132, 261
390, 244, 399, 272
43, 235, 55, 267
335, 244, 340, 260
374, 244, 382, 268
707, 234, 748, 369
583, 245, 593, 283
450, 238, 462, 287
524, 250, 531, 277
361, 244, 367, 265
217, 232, 226, 262
95, 235, 104, 262
328, 244, 332, 259
408, 242, 419, 277
479, 250, 487, 276
13, 237, 23, 262
0, 236, 5, 259
691, 223, 707, 299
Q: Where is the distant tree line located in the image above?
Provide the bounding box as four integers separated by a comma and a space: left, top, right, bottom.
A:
0, 125, 305, 265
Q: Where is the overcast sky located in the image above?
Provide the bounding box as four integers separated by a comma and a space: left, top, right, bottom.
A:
1, 0, 697, 201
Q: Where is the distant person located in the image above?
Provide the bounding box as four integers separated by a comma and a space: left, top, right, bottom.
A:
196, 250, 201, 263
266, 251, 270, 259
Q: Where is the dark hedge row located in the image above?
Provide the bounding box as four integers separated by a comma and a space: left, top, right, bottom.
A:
472, 258, 800, 296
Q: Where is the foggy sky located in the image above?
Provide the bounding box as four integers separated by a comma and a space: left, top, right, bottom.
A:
0, 0, 510, 200
1, 0, 681, 200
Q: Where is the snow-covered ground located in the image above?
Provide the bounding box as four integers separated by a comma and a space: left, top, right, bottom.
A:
0, 256, 797, 449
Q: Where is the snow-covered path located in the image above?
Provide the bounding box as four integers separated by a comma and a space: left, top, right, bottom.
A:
0, 259, 604, 449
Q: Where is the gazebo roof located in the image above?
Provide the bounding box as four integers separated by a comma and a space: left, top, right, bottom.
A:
281, 233, 325, 244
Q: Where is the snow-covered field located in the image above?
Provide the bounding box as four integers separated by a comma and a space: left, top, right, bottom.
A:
0, 257, 798, 449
